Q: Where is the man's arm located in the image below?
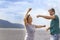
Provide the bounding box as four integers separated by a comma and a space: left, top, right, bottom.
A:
46, 27, 50, 31
37, 15, 55, 19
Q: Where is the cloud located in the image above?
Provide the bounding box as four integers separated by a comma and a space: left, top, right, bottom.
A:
0, 0, 32, 24
0, 0, 60, 25
30, 8, 50, 26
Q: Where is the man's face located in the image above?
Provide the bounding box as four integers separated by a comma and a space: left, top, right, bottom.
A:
48, 10, 54, 15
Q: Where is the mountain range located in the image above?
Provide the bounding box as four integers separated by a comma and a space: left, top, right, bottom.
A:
0, 19, 24, 28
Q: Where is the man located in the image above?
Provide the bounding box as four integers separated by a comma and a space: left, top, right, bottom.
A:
37, 8, 60, 40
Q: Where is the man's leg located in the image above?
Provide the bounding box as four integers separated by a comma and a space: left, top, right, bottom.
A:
50, 35, 54, 40
50, 34, 59, 40
54, 34, 59, 40
59, 34, 60, 40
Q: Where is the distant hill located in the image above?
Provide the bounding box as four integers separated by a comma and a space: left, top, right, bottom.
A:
0, 19, 24, 28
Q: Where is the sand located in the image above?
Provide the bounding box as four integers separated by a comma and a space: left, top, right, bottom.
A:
0, 28, 59, 40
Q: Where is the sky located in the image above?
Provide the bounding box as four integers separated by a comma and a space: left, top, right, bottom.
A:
0, 0, 60, 26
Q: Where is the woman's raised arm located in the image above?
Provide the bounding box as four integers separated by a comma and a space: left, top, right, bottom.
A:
25, 8, 32, 17
24, 8, 32, 25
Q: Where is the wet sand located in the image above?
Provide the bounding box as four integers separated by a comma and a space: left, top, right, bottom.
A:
0, 28, 54, 40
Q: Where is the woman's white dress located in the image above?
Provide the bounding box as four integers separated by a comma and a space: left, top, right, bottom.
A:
25, 24, 35, 40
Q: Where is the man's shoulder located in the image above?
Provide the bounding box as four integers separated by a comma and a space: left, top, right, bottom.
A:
55, 14, 57, 16
55, 15, 59, 19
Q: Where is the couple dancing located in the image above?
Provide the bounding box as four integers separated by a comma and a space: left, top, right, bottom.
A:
24, 8, 60, 40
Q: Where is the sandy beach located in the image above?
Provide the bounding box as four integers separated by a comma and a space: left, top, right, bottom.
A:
0, 28, 59, 40
34, 29, 50, 40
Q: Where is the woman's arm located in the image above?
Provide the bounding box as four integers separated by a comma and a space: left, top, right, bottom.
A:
24, 8, 32, 25
25, 8, 32, 17
24, 17, 27, 25
35, 25, 46, 28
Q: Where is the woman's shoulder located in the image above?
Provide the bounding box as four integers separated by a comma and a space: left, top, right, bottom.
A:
24, 23, 29, 27
32, 24, 36, 27
25, 23, 36, 27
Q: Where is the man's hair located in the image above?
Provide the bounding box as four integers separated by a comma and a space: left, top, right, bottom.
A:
49, 8, 55, 13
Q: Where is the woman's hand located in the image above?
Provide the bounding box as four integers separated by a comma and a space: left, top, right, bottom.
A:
43, 25, 46, 27
26, 8, 32, 16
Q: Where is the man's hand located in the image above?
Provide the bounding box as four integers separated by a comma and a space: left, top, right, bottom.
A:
46, 28, 49, 31
46, 27, 50, 31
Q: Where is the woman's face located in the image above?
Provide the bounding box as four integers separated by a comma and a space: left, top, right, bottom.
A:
27, 16, 32, 24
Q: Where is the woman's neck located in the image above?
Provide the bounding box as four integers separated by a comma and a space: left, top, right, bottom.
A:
28, 23, 32, 25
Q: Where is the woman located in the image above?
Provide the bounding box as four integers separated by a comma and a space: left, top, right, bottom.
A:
24, 8, 45, 40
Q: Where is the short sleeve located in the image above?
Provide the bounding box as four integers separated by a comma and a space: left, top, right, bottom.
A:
54, 15, 58, 20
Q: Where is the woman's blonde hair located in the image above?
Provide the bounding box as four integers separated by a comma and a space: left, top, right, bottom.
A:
26, 14, 30, 23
